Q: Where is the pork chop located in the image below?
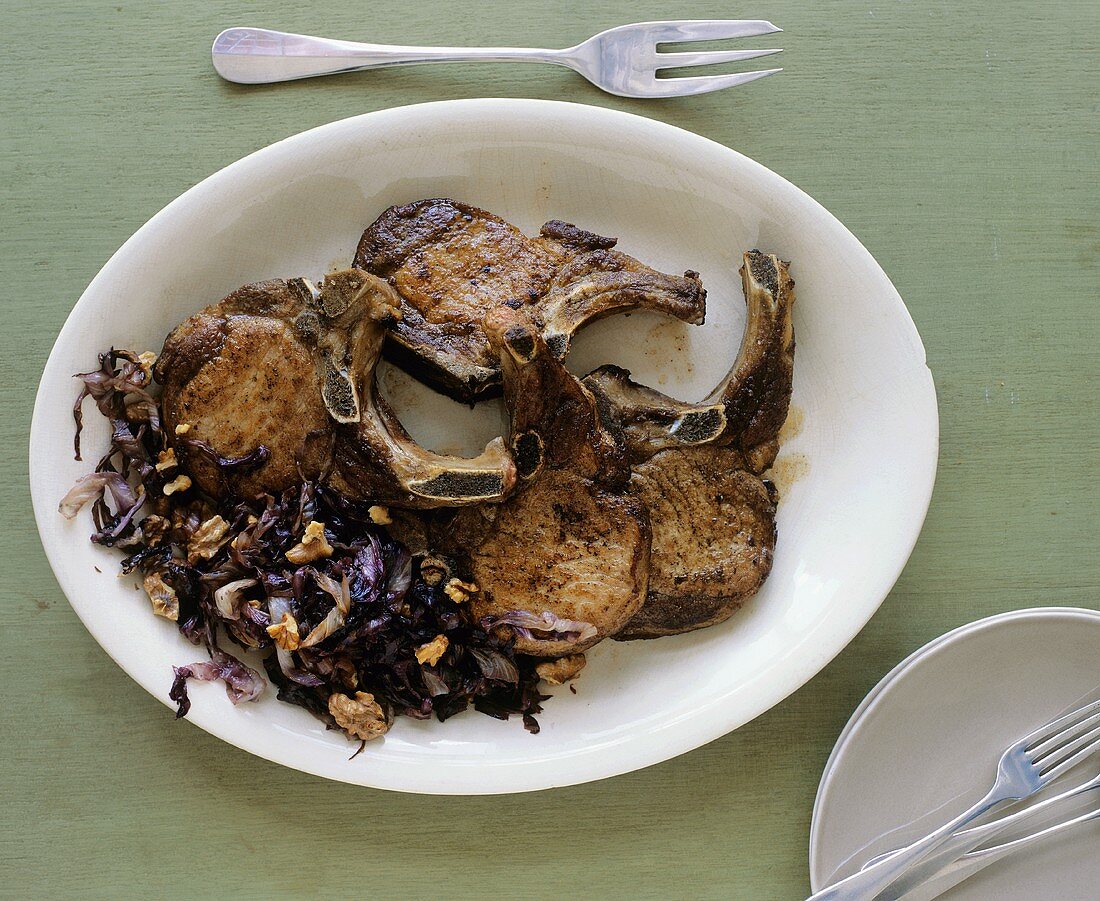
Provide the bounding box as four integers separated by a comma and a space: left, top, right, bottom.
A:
616, 446, 777, 639
583, 251, 795, 639
354, 198, 707, 402
436, 307, 650, 657
156, 270, 515, 507
585, 249, 796, 472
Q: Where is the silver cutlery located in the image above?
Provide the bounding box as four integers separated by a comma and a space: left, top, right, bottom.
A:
807, 697, 1100, 900
900, 804, 1100, 900
211, 22, 783, 98
872, 770, 1100, 899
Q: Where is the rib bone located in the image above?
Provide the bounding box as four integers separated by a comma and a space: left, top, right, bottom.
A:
156, 269, 515, 507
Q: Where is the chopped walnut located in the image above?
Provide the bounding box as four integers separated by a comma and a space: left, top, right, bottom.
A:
155, 447, 178, 472
444, 578, 479, 603
415, 634, 449, 666
328, 691, 389, 741
536, 653, 587, 685
170, 505, 193, 533
266, 612, 301, 650
419, 556, 451, 587
142, 572, 179, 621
162, 474, 192, 496
138, 351, 157, 373
367, 505, 392, 525
285, 520, 334, 564
187, 515, 230, 564
139, 514, 170, 547
174, 423, 192, 436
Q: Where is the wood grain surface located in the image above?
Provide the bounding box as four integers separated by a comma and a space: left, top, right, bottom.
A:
2, 1, 1097, 898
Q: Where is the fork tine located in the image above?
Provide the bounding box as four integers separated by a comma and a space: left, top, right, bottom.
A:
1038, 724, 1100, 781
1030, 709, 1100, 762
1023, 698, 1100, 750
641, 20, 783, 44
656, 48, 783, 70
645, 68, 782, 98
1022, 698, 1100, 748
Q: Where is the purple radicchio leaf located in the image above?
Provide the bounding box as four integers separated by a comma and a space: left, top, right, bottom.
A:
484, 610, 598, 645
58, 471, 139, 519
184, 439, 270, 474
346, 536, 384, 604
169, 649, 264, 718
267, 596, 325, 687
469, 647, 520, 684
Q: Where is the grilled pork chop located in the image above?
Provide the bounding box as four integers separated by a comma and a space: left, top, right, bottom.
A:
620, 446, 777, 638
585, 250, 796, 473
354, 198, 707, 403
583, 251, 795, 639
155, 270, 515, 507
437, 307, 650, 657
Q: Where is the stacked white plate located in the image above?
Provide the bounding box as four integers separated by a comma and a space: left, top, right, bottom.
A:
811, 607, 1100, 899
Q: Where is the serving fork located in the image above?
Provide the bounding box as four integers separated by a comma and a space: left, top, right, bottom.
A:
807, 697, 1100, 900
212, 21, 783, 98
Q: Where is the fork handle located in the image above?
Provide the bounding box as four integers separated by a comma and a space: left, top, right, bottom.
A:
890, 805, 1100, 901
806, 788, 1004, 901
212, 27, 574, 84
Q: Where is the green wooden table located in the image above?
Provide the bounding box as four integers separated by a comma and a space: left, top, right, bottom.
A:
4, 2, 1097, 897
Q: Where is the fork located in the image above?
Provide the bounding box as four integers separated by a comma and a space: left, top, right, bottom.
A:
871, 770, 1100, 899
211, 22, 783, 98
895, 804, 1100, 900
807, 698, 1100, 900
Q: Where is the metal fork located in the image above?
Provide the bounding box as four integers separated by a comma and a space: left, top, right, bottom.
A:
807, 698, 1100, 900
872, 770, 1100, 899
897, 804, 1100, 900
211, 22, 783, 98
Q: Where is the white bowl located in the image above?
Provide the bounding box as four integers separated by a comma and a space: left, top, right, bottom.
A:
29, 99, 938, 794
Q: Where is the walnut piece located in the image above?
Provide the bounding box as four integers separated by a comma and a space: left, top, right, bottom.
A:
162, 474, 192, 496
419, 556, 451, 587
174, 423, 192, 436
536, 653, 587, 685
187, 515, 230, 564
414, 634, 449, 666
139, 514, 170, 547
142, 572, 179, 621
285, 520, 334, 564
367, 505, 392, 525
155, 448, 178, 472
444, 578, 479, 603
328, 691, 389, 741
266, 612, 301, 650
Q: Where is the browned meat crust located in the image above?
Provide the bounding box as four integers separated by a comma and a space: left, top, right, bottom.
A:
582, 252, 795, 640
615, 446, 776, 640
156, 279, 334, 498
585, 250, 796, 472
437, 307, 650, 657
354, 198, 706, 402
156, 270, 515, 507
